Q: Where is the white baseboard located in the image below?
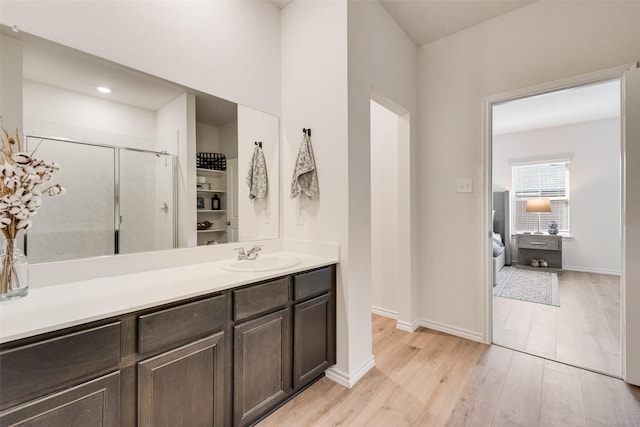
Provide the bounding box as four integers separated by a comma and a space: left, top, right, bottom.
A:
371, 306, 398, 319
418, 318, 484, 343
396, 319, 420, 332
563, 265, 621, 276
325, 355, 375, 389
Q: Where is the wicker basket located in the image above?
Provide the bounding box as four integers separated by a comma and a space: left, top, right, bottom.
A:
196, 152, 226, 171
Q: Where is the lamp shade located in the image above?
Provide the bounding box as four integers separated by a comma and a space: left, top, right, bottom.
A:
526, 198, 551, 213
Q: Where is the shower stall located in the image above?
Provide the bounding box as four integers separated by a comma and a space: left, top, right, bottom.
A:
24, 135, 177, 263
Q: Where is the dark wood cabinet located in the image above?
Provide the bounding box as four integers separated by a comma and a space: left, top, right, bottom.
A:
138, 332, 225, 427
0, 371, 120, 427
0, 322, 121, 407
293, 293, 332, 390
233, 308, 291, 427
0, 264, 336, 427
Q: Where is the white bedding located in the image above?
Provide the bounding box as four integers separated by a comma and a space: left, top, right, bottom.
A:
492, 232, 505, 286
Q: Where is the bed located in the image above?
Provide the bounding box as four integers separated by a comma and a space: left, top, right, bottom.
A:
492, 191, 511, 285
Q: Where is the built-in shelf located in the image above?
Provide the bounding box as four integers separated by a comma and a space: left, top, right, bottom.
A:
197, 189, 226, 194
196, 166, 228, 245
196, 168, 226, 176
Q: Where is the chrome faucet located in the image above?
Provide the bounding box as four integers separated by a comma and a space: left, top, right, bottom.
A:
246, 245, 263, 260
234, 245, 262, 260
234, 247, 247, 260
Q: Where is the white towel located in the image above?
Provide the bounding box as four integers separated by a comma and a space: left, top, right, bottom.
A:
290, 133, 319, 200
246, 145, 268, 200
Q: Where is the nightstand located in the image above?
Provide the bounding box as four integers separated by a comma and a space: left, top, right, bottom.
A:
516, 234, 563, 273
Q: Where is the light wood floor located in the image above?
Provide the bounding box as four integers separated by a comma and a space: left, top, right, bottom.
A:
259, 315, 640, 427
493, 270, 620, 376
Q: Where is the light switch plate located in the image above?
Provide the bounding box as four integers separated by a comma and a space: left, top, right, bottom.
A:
457, 178, 473, 193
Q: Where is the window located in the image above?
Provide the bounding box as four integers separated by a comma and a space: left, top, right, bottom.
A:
511, 161, 569, 233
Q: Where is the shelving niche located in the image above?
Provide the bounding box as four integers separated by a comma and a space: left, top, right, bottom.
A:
197, 168, 228, 246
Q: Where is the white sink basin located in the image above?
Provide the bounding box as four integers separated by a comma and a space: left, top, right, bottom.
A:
221, 255, 300, 272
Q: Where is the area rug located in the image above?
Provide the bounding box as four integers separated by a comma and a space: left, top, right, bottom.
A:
493, 266, 560, 307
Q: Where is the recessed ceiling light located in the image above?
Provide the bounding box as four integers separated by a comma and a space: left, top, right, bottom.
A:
11, 25, 19, 33
96, 86, 111, 94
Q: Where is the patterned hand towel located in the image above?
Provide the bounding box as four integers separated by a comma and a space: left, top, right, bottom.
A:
290, 133, 319, 199
246, 145, 268, 200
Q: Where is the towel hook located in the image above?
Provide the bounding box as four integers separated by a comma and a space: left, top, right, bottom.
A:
254, 141, 262, 148
303, 128, 311, 137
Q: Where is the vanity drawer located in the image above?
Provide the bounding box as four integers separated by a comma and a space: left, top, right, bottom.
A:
138, 295, 226, 356
0, 322, 121, 405
294, 267, 332, 301
234, 278, 290, 321
517, 235, 560, 250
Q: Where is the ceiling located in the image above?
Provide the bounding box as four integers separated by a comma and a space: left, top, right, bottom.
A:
378, 0, 535, 46
270, 0, 534, 46
492, 80, 621, 135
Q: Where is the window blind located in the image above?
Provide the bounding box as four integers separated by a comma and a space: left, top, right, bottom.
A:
511, 162, 569, 233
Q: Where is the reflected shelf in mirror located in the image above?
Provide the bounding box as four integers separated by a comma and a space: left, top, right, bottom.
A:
196, 168, 226, 176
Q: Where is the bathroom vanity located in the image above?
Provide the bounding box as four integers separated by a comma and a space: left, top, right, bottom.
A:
0, 256, 336, 427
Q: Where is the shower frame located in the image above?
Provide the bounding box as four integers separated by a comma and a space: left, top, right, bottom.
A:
24, 134, 178, 258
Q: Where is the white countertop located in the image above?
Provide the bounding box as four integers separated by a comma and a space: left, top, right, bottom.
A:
0, 251, 337, 344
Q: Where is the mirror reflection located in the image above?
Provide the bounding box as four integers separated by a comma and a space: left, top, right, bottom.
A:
1, 26, 279, 263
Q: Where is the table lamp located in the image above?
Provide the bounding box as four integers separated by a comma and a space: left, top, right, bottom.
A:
526, 198, 551, 234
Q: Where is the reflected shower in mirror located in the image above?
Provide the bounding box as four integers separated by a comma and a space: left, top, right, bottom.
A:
25, 136, 176, 263
1, 25, 279, 264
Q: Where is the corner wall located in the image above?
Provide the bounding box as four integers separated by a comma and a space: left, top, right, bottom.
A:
417, 0, 640, 378
347, 0, 418, 339
280, 0, 352, 380
280, 0, 417, 385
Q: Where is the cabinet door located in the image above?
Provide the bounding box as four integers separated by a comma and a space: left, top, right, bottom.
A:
293, 294, 332, 390
138, 333, 225, 427
234, 308, 291, 427
0, 371, 120, 427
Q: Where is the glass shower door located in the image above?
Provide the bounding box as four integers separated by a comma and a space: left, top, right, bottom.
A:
118, 149, 175, 255
25, 137, 116, 263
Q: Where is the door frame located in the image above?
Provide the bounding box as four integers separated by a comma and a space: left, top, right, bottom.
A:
482, 63, 635, 378
369, 90, 414, 331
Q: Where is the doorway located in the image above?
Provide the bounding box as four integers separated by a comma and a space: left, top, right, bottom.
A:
488, 79, 623, 377
369, 95, 412, 331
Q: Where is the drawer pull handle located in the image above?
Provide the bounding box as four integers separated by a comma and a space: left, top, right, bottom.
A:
530, 242, 546, 245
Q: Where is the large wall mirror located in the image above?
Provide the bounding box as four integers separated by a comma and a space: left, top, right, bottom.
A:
0, 26, 279, 263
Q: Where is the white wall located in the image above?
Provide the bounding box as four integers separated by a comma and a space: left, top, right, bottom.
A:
237, 105, 279, 241
417, 1, 640, 345
0, 34, 23, 134
1, 0, 281, 263
370, 100, 399, 316
281, 0, 351, 380
220, 120, 238, 160
281, 0, 417, 385
347, 0, 418, 365
494, 118, 621, 274
23, 80, 157, 149
157, 93, 196, 249
196, 122, 220, 153
0, 0, 281, 116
